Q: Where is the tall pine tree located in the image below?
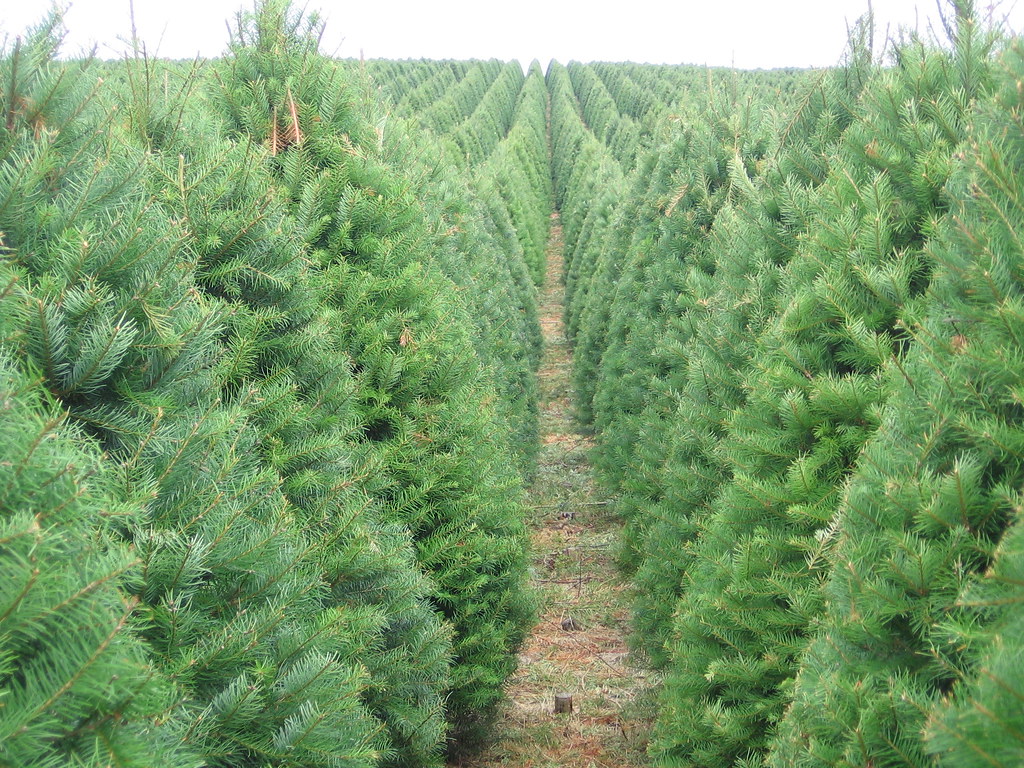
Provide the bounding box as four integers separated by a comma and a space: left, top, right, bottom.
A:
654, 10, 996, 767
216, 1, 533, 750
769, 30, 1024, 768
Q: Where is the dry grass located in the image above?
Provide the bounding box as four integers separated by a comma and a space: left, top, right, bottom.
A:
455, 215, 658, 768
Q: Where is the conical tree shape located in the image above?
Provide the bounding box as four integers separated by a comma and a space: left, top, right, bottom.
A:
768, 32, 1024, 768
654, 13, 997, 767
627, 65, 858, 667
217, 1, 533, 750
124, 68, 455, 765
361, 57, 548, 475
2, 16, 387, 767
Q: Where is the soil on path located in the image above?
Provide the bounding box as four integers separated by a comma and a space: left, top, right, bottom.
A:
457, 214, 655, 768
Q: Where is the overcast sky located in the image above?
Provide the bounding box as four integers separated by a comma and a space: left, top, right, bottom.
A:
2, 1, 1022, 69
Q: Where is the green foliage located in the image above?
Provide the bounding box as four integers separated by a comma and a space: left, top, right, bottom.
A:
366, 57, 548, 471
626, 65, 854, 672
653, 19, 998, 767
0, 268, 198, 767
925, 522, 1024, 766
1, 3, 540, 765
551, 8, 1024, 768
768, 33, 1024, 767
217, 2, 534, 750
481, 62, 552, 284
10, 3, 1024, 767
3, 20, 396, 766
133, 71, 452, 768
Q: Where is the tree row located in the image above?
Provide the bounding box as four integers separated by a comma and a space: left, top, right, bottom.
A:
0, 4, 548, 766
557, 7, 1024, 767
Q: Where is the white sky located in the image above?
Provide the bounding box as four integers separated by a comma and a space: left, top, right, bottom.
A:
2, 1, 1023, 69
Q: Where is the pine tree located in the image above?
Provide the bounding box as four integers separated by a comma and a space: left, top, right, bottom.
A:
3, 16, 387, 766
628, 66, 855, 668
545, 60, 633, 425
216, 2, 533, 749
567, 153, 641, 423
590, 83, 769, 498
768, 31, 1024, 767
653, 11, 996, 767
135, 90, 455, 767
364, 57, 549, 476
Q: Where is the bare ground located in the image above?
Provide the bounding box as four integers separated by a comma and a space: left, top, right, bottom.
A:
456, 214, 657, 768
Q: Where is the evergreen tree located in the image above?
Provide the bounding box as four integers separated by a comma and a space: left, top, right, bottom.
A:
589, 88, 765, 495
217, 2, 533, 749
654, 12, 996, 767
329, 57, 547, 473
482, 62, 552, 285
2, 16, 388, 767
129, 77, 454, 767
0, 261, 197, 766
567, 152, 642, 423
768, 32, 1024, 767
628, 66, 855, 667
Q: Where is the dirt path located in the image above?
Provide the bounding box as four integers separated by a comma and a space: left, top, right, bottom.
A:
458, 214, 654, 768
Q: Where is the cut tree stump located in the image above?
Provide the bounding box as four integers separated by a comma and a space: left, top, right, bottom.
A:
554, 693, 573, 714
